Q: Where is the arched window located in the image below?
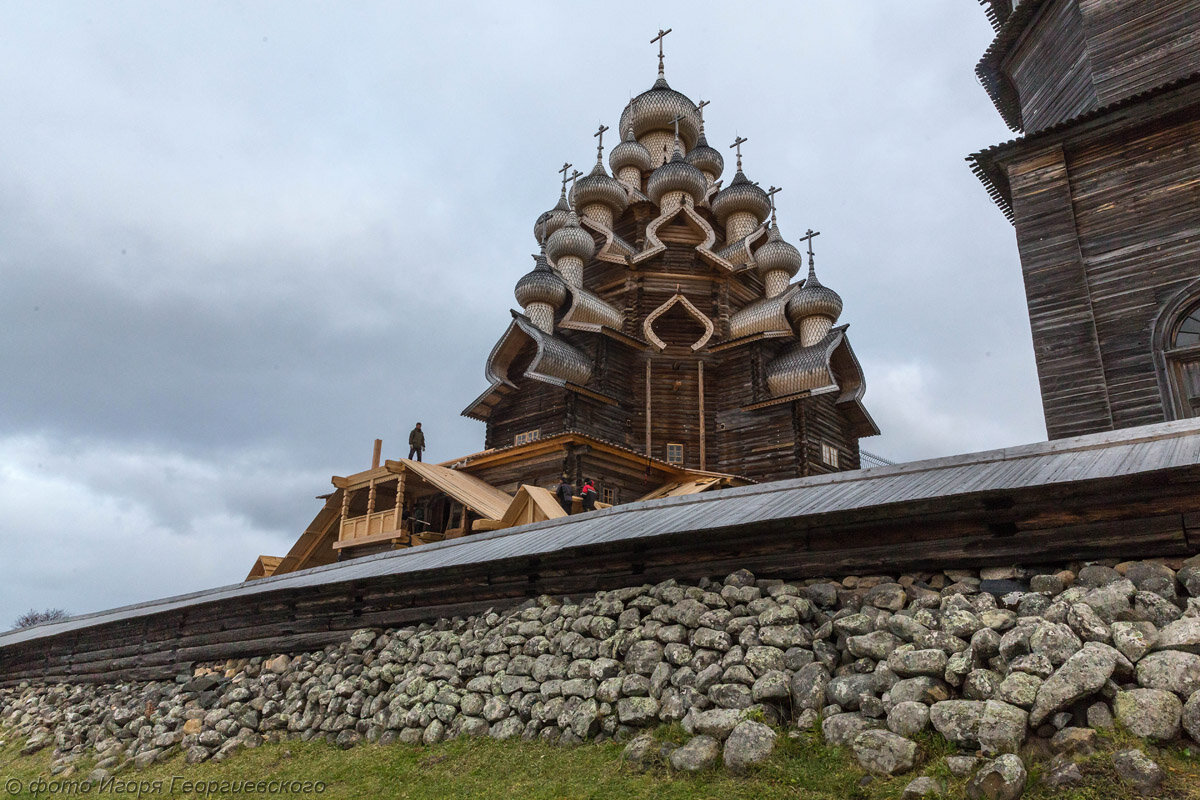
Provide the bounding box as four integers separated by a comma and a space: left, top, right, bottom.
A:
1154, 285, 1200, 420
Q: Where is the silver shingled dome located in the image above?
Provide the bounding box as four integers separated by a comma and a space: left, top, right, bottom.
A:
515, 251, 569, 309
685, 131, 724, 179
754, 224, 803, 280
534, 192, 573, 245
545, 211, 595, 264
710, 169, 772, 226
618, 76, 701, 151
646, 144, 708, 205
609, 126, 654, 174
571, 160, 630, 214
786, 265, 843, 326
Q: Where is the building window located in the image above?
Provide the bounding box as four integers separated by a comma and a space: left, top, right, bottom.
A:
665, 443, 684, 464
601, 487, 614, 504
1155, 287, 1200, 420
513, 429, 541, 446
821, 443, 840, 468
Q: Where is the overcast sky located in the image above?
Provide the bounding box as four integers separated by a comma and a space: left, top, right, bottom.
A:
0, 1, 1044, 626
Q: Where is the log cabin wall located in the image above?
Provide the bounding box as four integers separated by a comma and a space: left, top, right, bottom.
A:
1004, 0, 1098, 132
794, 393, 863, 476
1003, 99, 1200, 438
1007, 143, 1115, 440
1066, 114, 1200, 429
1079, 0, 1200, 104
976, 0, 1200, 439
989, 0, 1200, 135
484, 386, 571, 450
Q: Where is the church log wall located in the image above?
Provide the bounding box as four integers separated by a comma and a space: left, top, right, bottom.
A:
1004, 102, 1200, 437
1008, 144, 1115, 439
1067, 113, 1200, 428
1004, 0, 1098, 132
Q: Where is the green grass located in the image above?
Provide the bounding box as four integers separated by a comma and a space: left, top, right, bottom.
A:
2, 725, 1199, 800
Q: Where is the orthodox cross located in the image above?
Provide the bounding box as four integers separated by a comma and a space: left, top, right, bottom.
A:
594, 124, 609, 162
569, 168, 582, 192
558, 162, 574, 195
651, 28, 672, 73
766, 185, 782, 221
799, 228, 821, 266
730, 135, 748, 171
697, 99, 710, 123
670, 113, 686, 142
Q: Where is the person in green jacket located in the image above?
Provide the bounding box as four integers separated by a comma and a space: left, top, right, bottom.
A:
408, 422, 425, 461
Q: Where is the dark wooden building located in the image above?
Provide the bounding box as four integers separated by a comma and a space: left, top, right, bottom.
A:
254, 45, 880, 578
464, 52, 878, 492
970, 0, 1200, 439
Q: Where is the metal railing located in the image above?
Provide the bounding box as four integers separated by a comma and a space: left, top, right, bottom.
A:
860, 450, 896, 469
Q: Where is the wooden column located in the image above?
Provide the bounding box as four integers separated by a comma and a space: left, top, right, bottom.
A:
645, 360, 653, 458
698, 361, 706, 471
339, 489, 351, 539
394, 473, 406, 535
367, 479, 376, 515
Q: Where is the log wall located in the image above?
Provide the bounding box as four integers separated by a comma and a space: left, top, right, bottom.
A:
4, 461, 1199, 687
989, 0, 1200, 134
1005, 106, 1200, 438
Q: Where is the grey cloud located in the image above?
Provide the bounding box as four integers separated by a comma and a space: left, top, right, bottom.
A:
0, 1, 1045, 623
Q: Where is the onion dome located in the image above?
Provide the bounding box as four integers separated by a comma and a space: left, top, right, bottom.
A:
710, 169, 772, 226
786, 264, 843, 328
686, 130, 724, 179
571, 160, 629, 214
534, 191, 572, 245
754, 223, 803, 280
609, 126, 653, 174
515, 250, 568, 309
646, 144, 708, 205
545, 211, 595, 264
618, 76, 702, 151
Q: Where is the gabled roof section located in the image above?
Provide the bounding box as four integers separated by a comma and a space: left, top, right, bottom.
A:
758, 326, 879, 438
728, 283, 802, 341
975, 0, 1052, 132
246, 555, 282, 581
500, 484, 568, 527
463, 312, 599, 420
559, 284, 624, 332
968, 71, 1200, 222
978, 0, 1014, 32
387, 458, 514, 521
444, 430, 750, 484
272, 488, 344, 574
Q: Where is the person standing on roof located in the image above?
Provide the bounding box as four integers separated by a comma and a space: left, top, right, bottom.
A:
580, 477, 597, 512
408, 422, 425, 461
555, 475, 574, 514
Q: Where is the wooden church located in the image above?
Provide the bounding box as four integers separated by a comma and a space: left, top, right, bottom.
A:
970, 0, 1200, 440
249, 34, 878, 579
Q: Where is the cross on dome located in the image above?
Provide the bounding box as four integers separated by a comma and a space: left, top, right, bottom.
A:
766, 185, 782, 222
594, 124, 609, 163
670, 113, 686, 145
558, 162, 574, 195
730, 135, 748, 171
799, 228, 821, 267
651, 28, 672, 77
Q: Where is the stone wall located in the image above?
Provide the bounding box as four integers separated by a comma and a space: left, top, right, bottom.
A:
3, 557, 1200, 793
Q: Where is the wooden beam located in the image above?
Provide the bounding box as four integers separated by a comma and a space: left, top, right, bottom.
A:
698, 361, 706, 471
645, 360, 653, 458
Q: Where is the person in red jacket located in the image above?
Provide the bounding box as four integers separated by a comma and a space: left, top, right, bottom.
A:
580, 478, 597, 512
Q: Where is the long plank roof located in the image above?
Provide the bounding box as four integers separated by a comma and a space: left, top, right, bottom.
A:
5, 417, 1200, 650
390, 458, 513, 521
